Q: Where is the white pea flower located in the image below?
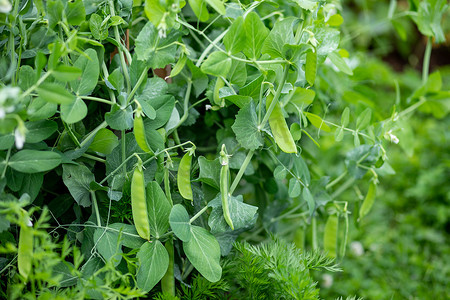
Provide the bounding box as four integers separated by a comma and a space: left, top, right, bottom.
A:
205, 104, 212, 111
26, 218, 33, 227
0, 0, 12, 13
385, 130, 399, 144
322, 274, 333, 288
350, 241, 364, 256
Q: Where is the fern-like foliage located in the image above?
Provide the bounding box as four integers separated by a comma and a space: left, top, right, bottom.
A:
180, 275, 229, 300
222, 238, 342, 300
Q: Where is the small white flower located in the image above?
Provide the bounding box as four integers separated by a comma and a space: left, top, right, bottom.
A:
385, 130, 399, 144
0, 0, 12, 13
0, 107, 5, 119
14, 127, 26, 149
205, 104, 212, 111
26, 218, 33, 227
322, 274, 333, 288
350, 241, 364, 256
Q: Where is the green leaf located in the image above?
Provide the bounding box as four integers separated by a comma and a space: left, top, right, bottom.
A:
146, 181, 171, 238
294, 0, 318, 11
107, 68, 124, 91
71, 48, 100, 96
356, 108, 372, 130
341, 107, 350, 127
24, 120, 58, 143
328, 51, 353, 75
208, 194, 258, 233
19, 173, 44, 202
0, 133, 14, 150
89, 128, 119, 155
62, 164, 95, 207
188, 0, 209, 22
52, 65, 82, 82
197, 156, 221, 190
201, 51, 232, 77
335, 127, 344, 142
9, 150, 62, 173
240, 74, 264, 99
183, 226, 222, 282
27, 97, 57, 121
223, 16, 246, 54
273, 166, 287, 180
288, 178, 301, 198
137, 240, 169, 292
302, 187, 315, 216
66, 0, 86, 26
105, 104, 134, 130
137, 99, 156, 119
243, 12, 269, 60
109, 223, 146, 249
89, 13, 108, 40
311, 26, 340, 56
305, 112, 331, 132
143, 95, 175, 130
135, 22, 181, 68
169, 53, 187, 78
47, 0, 64, 29
169, 204, 192, 242
205, 0, 226, 15
305, 50, 317, 86
93, 228, 123, 266
412, 0, 447, 43
61, 97, 88, 124
37, 83, 75, 105
52, 262, 77, 287
262, 17, 296, 59
286, 87, 315, 113
231, 100, 264, 150
359, 182, 377, 220
228, 53, 247, 86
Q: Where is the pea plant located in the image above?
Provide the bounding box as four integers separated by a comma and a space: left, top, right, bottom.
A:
0, 0, 447, 298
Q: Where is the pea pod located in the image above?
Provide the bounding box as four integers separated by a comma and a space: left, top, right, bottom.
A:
18, 222, 33, 280
134, 106, 154, 155
213, 77, 225, 106
266, 93, 297, 154
324, 214, 338, 258
177, 150, 194, 201
131, 159, 151, 240
359, 181, 377, 220
220, 145, 234, 230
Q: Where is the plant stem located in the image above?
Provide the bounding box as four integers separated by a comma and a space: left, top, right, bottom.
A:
422, 37, 432, 84
79, 121, 108, 148
168, 79, 192, 135
121, 130, 126, 177
260, 66, 289, 128
109, 0, 131, 94
331, 177, 356, 199
80, 96, 114, 106
91, 191, 101, 227
189, 206, 208, 224
326, 171, 348, 190
312, 217, 318, 250
229, 150, 254, 195
126, 67, 148, 104
82, 154, 106, 163
0, 148, 12, 179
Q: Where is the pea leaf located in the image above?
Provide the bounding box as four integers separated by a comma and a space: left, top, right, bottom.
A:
305, 112, 331, 132
93, 228, 123, 266
137, 240, 169, 292
61, 97, 88, 124
412, 0, 447, 43
66, 0, 86, 26
188, 0, 209, 22
223, 16, 246, 54
205, 0, 226, 15
288, 178, 301, 198
52, 65, 82, 82
89, 128, 119, 155
135, 21, 181, 69
232, 100, 264, 150
109, 223, 146, 249
262, 17, 297, 59
9, 150, 61, 173
201, 51, 232, 77
71, 48, 100, 96
302, 187, 315, 216
208, 194, 258, 233
105, 104, 134, 130
89, 13, 108, 40
328, 51, 353, 75
169, 204, 192, 242
243, 12, 269, 60
143, 95, 175, 130
197, 156, 221, 190
37, 83, 75, 105
183, 226, 222, 282
355, 108, 372, 130
146, 181, 171, 238
62, 164, 94, 207
27, 97, 57, 121
24, 120, 58, 143
228, 53, 247, 86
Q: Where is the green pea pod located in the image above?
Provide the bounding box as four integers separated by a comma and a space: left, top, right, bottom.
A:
266, 93, 297, 154
220, 145, 234, 230
134, 111, 154, 155
177, 152, 193, 200
161, 239, 175, 295
324, 214, 338, 258
359, 182, 377, 220
213, 77, 225, 106
18, 224, 33, 280
131, 160, 151, 240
